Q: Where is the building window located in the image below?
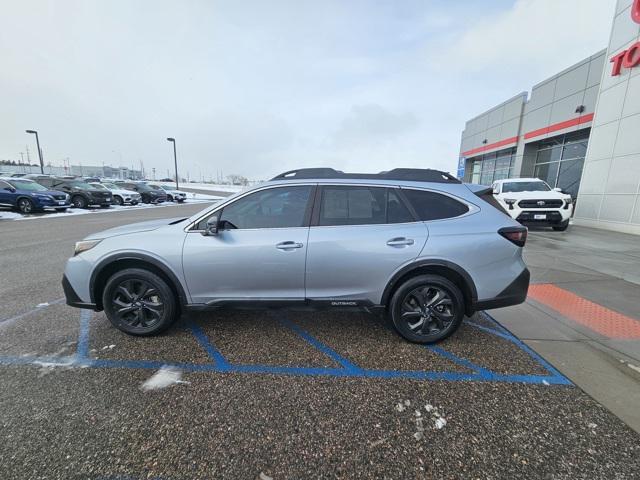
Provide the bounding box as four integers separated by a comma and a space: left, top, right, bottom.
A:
468, 147, 517, 185
533, 129, 589, 199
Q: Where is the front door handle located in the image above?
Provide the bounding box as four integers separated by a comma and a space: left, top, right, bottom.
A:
386, 237, 414, 247
276, 241, 304, 250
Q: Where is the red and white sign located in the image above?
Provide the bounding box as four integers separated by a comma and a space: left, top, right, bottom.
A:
610, 2, 640, 75
633, 0, 640, 24
610, 42, 640, 76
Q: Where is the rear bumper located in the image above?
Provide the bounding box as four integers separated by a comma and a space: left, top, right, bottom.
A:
62, 274, 97, 310
473, 268, 530, 311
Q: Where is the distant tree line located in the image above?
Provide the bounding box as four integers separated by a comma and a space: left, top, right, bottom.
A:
0, 159, 38, 166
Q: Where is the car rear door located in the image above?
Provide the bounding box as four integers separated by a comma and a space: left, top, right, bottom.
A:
304, 185, 428, 305
182, 184, 315, 304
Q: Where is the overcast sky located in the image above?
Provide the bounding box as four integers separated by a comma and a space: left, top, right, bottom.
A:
0, 0, 616, 181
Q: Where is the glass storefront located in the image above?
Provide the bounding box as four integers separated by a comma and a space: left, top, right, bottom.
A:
470, 147, 517, 185
533, 129, 589, 199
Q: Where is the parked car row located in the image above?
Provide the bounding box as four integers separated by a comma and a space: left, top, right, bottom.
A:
0, 175, 189, 214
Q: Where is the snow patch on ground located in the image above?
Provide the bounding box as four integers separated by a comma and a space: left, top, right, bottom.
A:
140, 366, 190, 391
396, 400, 449, 438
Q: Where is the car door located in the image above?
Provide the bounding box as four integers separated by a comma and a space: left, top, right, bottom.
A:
0, 180, 15, 207
305, 185, 429, 304
182, 184, 315, 304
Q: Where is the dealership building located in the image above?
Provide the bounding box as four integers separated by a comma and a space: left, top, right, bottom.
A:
458, 0, 640, 235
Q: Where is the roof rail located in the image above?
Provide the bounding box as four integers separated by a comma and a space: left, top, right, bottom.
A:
270, 167, 461, 184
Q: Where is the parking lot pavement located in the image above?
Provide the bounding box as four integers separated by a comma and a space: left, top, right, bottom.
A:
1, 214, 640, 479
491, 226, 640, 433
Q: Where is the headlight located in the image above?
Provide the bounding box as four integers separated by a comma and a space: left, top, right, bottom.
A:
565, 197, 573, 204
74, 239, 102, 256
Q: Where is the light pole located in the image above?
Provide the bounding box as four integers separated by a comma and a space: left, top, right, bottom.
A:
166, 137, 179, 190
25, 130, 44, 174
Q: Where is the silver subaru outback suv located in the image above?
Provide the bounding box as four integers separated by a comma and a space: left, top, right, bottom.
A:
62, 168, 530, 344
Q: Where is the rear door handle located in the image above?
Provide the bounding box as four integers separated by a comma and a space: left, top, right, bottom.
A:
386, 237, 414, 247
276, 241, 304, 250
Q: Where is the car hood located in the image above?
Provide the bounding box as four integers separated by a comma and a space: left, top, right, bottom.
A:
499, 190, 569, 200
110, 188, 139, 196
85, 216, 186, 240
25, 189, 67, 197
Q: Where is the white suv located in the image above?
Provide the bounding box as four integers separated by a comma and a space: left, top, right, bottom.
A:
492, 178, 573, 231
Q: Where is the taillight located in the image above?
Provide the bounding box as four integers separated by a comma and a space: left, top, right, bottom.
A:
498, 227, 527, 247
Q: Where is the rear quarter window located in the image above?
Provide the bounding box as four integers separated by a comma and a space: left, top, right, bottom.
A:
402, 189, 469, 221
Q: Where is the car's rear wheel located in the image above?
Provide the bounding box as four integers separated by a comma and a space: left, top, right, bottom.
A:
102, 268, 178, 336
71, 195, 87, 208
17, 198, 35, 213
389, 275, 464, 344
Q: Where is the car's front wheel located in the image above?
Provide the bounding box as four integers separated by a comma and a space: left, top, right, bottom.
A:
71, 195, 87, 208
113, 195, 124, 206
389, 275, 464, 344
17, 197, 35, 214
102, 268, 178, 336
552, 221, 569, 231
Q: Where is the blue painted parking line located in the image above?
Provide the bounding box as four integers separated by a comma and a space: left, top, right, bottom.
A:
277, 315, 363, 373
0, 297, 65, 327
0, 309, 571, 386
188, 321, 231, 371
76, 309, 92, 360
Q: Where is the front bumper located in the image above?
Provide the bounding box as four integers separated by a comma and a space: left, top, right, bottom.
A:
473, 268, 530, 311
62, 274, 97, 310
35, 198, 71, 209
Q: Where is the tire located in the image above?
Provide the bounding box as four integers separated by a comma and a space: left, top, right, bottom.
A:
389, 274, 464, 344
141, 195, 150, 204
131, 201, 139, 206
102, 268, 178, 336
113, 195, 124, 206
71, 195, 87, 208
17, 197, 35, 214
552, 221, 569, 231
167, 194, 173, 202
55, 208, 68, 213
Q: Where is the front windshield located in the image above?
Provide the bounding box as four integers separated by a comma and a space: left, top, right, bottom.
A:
91, 184, 108, 190
103, 183, 117, 190
9, 180, 47, 191
134, 183, 153, 192
149, 184, 163, 190
502, 181, 551, 193
160, 185, 171, 191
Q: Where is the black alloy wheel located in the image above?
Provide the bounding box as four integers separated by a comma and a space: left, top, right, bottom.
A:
103, 268, 177, 336
71, 195, 87, 208
17, 197, 35, 213
390, 275, 464, 344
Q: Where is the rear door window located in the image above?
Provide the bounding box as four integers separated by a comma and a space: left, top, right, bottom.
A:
402, 189, 469, 221
319, 186, 415, 226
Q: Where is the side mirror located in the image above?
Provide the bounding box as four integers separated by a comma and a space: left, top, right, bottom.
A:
4, 187, 16, 192
553, 187, 562, 193
202, 215, 219, 236
492, 187, 499, 195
